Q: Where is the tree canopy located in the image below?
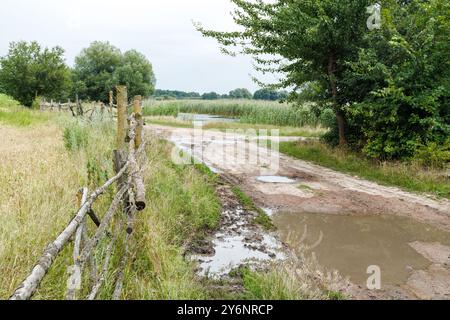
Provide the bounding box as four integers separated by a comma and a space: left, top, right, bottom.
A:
73, 41, 155, 101
0, 41, 71, 106
197, 0, 450, 159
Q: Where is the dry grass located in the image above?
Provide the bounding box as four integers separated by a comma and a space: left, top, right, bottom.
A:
0, 123, 85, 298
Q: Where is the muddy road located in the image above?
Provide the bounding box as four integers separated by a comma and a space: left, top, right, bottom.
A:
146, 124, 450, 300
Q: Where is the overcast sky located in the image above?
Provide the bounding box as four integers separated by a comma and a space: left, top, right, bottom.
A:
0, 0, 279, 94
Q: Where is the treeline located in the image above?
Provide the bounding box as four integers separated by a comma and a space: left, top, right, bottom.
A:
198, 0, 450, 162
0, 41, 156, 107
153, 88, 289, 101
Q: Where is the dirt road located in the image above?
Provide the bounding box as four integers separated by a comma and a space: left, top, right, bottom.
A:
146, 124, 450, 299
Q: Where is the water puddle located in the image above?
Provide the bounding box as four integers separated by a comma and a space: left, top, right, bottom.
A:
177, 113, 238, 124
257, 176, 296, 183
193, 233, 282, 277
272, 212, 450, 286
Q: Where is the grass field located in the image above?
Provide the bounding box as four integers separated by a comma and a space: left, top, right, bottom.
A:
280, 141, 450, 199
143, 99, 329, 128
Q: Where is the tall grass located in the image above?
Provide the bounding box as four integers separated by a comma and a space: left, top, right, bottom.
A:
143, 99, 326, 127
0, 111, 221, 299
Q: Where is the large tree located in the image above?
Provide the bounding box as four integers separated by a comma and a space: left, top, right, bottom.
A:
73, 42, 155, 101
72, 41, 122, 101
112, 50, 156, 99
196, 0, 371, 145
0, 41, 71, 106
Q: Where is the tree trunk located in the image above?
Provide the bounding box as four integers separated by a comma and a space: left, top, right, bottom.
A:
328, 54, 347, 146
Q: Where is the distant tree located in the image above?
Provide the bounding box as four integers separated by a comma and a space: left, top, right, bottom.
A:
0, 41, 72, 106
253, 88, 289, 101
73, 42, 156, 101
229, 88, 252, 99
154, 89, 201, 99
113, 50, 156, 99
202, 92, 219, 100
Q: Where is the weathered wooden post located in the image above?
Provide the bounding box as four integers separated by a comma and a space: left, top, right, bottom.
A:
132, 95, 146, 211
113, 86, 128, 195
133, 95, 143, 150
109, 90, 114, 114
116, 86, 127, 150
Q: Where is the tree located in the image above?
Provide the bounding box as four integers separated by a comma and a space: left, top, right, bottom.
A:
73, 42, 156, 101
112, 50, 156, 99
196, 0, 372, 145
229, 88, 252, 99
202, 92, 219, 100
253, 88, 288, 101
0, 41, 71, 106
73, 41, 122, 101
340, 0, 450, 159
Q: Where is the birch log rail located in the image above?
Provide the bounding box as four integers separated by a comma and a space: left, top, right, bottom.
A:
10, 87, 146, 300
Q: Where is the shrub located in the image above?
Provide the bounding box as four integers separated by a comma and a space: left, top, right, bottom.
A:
0, 94, 20, 108
413, 140, 450, 169
63, 122, 89, 152
31, 96, 42, 110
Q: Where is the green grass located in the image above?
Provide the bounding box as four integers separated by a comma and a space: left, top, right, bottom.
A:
280, 141, 450, 199
0, 94, 52, 127
231, 186, 275, 231
0, 107, 51, 127
146, 117, 194, 128
143, 99, 327, 127
0, 93, 20, 108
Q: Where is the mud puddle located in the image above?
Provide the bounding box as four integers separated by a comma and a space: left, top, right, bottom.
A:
272, 212, 450, 288
256, 176, 296, 183
189, 184, 283, 278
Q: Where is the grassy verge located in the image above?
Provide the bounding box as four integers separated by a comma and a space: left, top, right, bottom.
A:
280, 141, 450, 199
146, 116, 327, 138
231, 186, 275, 231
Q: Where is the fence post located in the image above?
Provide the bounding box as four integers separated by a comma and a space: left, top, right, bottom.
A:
109, 90, 114, 114
116, 86, 127, 150
133, 95, 143, 150
113, 86, 128, 203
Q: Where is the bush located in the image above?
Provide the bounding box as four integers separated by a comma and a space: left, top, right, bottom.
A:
31, 96, 42, 110
0, 94, 20, 108
413, 140, 450, 169
63, 122, 89, 152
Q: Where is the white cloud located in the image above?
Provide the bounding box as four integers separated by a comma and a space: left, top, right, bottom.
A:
0, 0, 278, 93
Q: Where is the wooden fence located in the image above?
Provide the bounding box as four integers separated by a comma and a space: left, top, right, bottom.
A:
10, 86, 146, 300
40, 91, 119, 119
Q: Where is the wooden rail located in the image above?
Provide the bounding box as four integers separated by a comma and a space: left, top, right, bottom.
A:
10, 87, 146, 300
